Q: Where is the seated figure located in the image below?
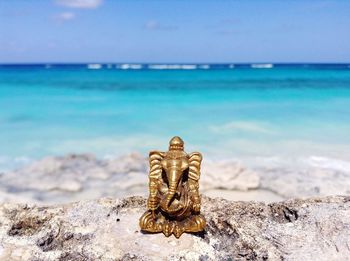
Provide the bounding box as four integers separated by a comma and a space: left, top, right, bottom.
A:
139, 136, 206, 238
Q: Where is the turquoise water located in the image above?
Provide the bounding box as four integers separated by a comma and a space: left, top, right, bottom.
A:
1, 64, 350, 169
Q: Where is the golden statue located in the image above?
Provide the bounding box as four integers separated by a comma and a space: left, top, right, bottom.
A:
139, 136, 206, 238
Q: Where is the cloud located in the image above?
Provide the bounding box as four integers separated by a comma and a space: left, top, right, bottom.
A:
55, 0, 103, 9
54, 12, 75, 22
55, 12, 76, 21
144, 20, 177, 31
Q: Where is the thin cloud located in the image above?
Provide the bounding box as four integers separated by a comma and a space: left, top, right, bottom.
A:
144, 20, 177, 31
55, 0, 103, 9
55, 12, 76, 21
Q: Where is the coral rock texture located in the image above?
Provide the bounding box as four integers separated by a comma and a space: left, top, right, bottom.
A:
0, 196, 349, 260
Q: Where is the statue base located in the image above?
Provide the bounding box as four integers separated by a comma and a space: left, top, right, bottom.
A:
139, 210, 206, 238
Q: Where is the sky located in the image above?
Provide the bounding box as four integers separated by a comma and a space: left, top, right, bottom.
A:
0, 0, 350, 63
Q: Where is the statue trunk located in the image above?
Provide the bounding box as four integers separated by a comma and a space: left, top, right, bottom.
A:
165, 166, 182, 206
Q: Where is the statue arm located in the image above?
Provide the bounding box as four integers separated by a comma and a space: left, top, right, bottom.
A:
188, 152, 202, 212
147, 151, 164, 211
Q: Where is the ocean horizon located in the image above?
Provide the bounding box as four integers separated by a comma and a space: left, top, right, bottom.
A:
1, 63, 350, 171
1, 63, 350, 69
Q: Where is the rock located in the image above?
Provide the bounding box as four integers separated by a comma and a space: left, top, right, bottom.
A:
202, 160, 260, 191
0, 195, 349, 260
1, 153, 350, 205
0, 154, 261, 204
258, 166, 350, 199
0, 153, 149, 204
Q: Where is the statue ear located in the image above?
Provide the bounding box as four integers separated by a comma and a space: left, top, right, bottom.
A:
149, 151, 165, 179
188, 152, 202, 181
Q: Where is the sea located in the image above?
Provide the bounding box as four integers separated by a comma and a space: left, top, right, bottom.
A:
1, 63, 350, 171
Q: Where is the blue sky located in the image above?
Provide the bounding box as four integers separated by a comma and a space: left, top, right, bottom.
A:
0, 0, 350, 63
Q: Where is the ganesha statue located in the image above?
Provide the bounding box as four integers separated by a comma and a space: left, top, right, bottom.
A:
139, 136, 206, 238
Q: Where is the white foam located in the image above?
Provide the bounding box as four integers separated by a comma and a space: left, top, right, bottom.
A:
199, 64, 210, 69
306, 156, 350, 173
87, 64, 102, 70
147, 64, 177, 70
251, 63, 274, 69
117, 64, 143, 70
148, 64, 197, 70
119, 64, 130, 70
181, 64, 197, 70
169, 65, 182, 69
229, 64, 235, 69
0, 155, 32, 172
129, 64, 142, 69
209, 121, 274, 134
148, 64, 165, 70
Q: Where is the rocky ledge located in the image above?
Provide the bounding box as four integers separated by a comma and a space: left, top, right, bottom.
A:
0, 196, 349, 260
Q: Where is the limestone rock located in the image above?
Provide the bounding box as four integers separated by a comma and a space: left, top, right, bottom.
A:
0, 196, 349, 260
258, 166, 350, 199
1, 153, 350, 205
202, 160, 260, 191
0, 154, 260, 204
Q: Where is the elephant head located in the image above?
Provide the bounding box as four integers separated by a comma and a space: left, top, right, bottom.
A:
161, 136, 189, 209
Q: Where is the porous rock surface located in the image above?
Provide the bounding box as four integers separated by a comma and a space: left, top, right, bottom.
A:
0, 195, 349, 260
